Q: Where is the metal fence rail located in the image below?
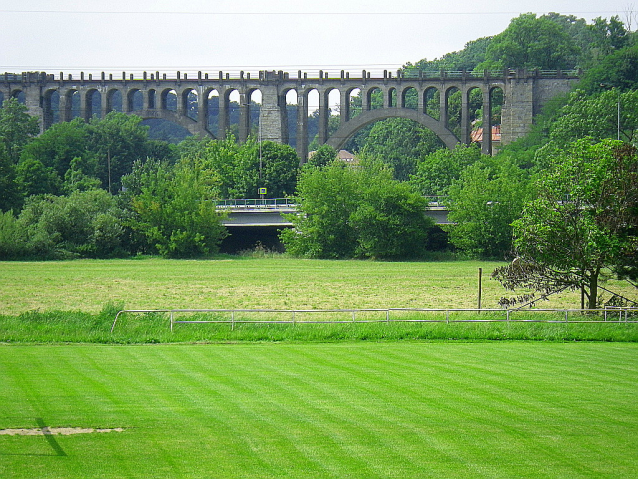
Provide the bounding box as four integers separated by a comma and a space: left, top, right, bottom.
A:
111, 307, 638, 333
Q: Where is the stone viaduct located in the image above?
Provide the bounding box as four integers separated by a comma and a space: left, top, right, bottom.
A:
1, 68, 580, 159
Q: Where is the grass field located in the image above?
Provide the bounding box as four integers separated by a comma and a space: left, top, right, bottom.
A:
2, 257, 636, 315
1, 342, 637, 478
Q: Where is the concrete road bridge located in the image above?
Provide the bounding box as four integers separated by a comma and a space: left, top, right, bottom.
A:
217, 197, 451, 227
1, 68, 580, 160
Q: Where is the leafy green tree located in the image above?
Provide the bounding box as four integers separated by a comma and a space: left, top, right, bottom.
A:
540, 89, 638, 151
15, 189, 124, 259
305, 144, 337, 168
0, 98, 39, 164
21, 118, 91, 179
493, 139, 638, 309
87, 112, 150, 193
281, 162, 361, 258
350, 163, 433, 259
125, 158, 227, 258
15, 158, 62, 197
361, 118, 444, 181
579, 44, 638, 93
282, 160, 434, 259
445, 157, 532, 258
0, 144, 21, 212
478, 13, 580, 70
410, 144, 483, 196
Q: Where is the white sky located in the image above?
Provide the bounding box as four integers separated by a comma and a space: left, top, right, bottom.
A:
1, 0, 635, 77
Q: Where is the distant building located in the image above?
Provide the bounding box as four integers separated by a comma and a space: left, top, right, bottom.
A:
307, 149, 359, 166
470, 125, 501, 149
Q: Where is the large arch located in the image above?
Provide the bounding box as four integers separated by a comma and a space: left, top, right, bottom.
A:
140, 109, 214, 139
325, 108, 459, 151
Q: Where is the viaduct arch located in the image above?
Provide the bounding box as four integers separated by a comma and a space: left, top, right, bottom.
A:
1, 69, 580, 160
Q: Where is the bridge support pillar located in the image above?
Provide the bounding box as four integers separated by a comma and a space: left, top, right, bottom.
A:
481, 88, 492, 155
296, 92, 309, 162
239, 92, 250, 143
259, 85, 285, 143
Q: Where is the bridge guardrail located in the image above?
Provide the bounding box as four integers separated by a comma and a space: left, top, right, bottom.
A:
216, 198, 296, 209
215, 197, 448, 210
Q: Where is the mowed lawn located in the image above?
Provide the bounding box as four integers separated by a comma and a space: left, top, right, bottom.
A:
1, 342, 637, 478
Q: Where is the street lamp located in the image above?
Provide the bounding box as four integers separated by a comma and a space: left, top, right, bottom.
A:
600, 83, 621, 141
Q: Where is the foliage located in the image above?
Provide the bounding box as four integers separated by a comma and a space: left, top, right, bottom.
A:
445, 157, 532, 259
410, 144, 483, 196
305, 144, 337, 168
579, 43, 638, 93
0, 144, 21, 212
124, 158, 227, 258
184, 136, 299, 199
0, 98, 39, 164
282, 160, 434, 259
361, 118, 444, 181
7, 189, 125, 259
87, 112, 151, 193
493, 139, 638, 309
477, 13, 581, 70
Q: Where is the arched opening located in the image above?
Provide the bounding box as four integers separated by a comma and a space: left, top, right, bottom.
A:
161, 89, 177, 112
336, 117, 446, 180
0, 91, 4, 106
424, 87, 439, 119
142, 119, 192, 144
445, 87, 461, 136
127, 89, 143, 111
107, 89, 122, 113
401, 87, 418, 110
306, 88, 320, 148
467, 87, 484, 145
67, 90, 81, 119
366, 87, 383, 111
11, 90, 26, 104
181, 88, 198, 121
284, 89, 298, 148
488, 86, 504, 153
224, 89, 241, 139
86, 89, 102, 119
147, 89, 157, 110
206, 89, 220, 134
248, 89, 262, 139
43, 89, 59, 129
387, 88, 397, 108
347, 87, 362, 120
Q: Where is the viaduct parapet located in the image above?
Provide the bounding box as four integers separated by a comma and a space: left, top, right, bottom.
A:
1, 69, 580, 159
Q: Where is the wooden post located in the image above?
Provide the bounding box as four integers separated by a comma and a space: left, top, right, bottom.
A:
478, 268, 483, 310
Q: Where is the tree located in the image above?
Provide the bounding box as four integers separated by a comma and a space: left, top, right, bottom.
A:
478, 13, 580, 70
0, 98, 39, 165
87, 112, 150, 193
14, 189, 124, 259
0, 144, 21, 212
124, 158, 227, 258
410, 144, 482, 196
493, 139, 638, 309
540, 89, 638, 151
361, 118, 444, 181
305, 144, 337, 168
445, 157, 532, 258
281, 160, 434, 259
21, 118, 91, 179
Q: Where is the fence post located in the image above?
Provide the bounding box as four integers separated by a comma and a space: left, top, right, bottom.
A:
170, 311, 174, 332
231, 311, 235, 331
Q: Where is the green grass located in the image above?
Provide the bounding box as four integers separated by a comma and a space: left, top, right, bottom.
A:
3, 257, 635, 315
1, 343, 637, 478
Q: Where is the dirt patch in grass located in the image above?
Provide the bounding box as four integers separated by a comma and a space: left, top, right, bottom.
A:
0, 427, 125, 436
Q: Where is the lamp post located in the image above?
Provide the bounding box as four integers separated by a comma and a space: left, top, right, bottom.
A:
600, 83, 621, 140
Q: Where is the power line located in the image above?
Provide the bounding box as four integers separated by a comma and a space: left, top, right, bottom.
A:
0, 9, 627, 15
